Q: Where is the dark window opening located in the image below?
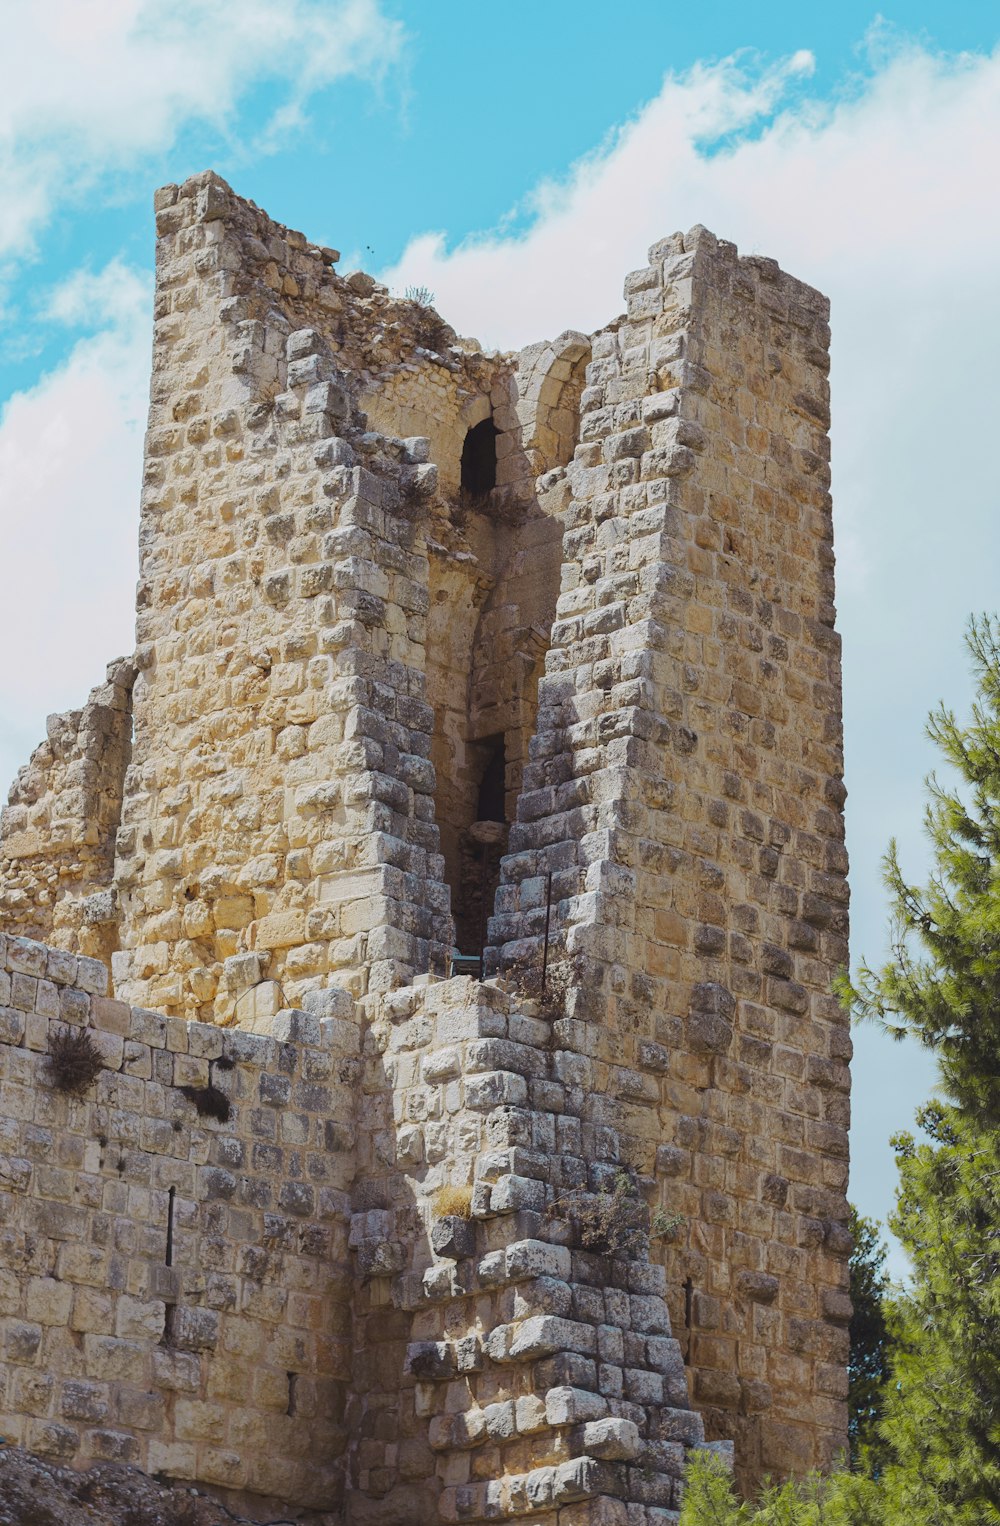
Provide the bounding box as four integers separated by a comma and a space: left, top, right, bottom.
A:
161, 1304, 177, 1348
461, 418, 498, 496
476, 736, 506, 824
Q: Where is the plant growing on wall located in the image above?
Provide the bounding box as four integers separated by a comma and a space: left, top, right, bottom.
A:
46, 1026, 103, 1093
432, 1183, 473, 1219
549, 1169, 683, 1261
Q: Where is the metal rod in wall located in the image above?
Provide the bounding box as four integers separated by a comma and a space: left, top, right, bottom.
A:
166, 1185, 176, 1267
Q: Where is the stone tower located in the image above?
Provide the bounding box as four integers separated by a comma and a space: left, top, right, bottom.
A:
0, 173, 850, 1520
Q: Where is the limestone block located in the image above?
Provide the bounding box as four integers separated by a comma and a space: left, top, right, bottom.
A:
430, 1215, 476, 1261
581, 1417, 641, 1460
25, 1279, 73, 1327
505, 1239, 572, 1283
406, 1342, 456, 1382
465, 1071, 528, 1111
510, 1316, 596, 1361
489, 1175, 545, 1214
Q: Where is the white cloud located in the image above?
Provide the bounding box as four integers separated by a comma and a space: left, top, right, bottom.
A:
45, 258, 151, 330
382, 41, 999, 347
380, 39, 1000, 1265
0, 0, 403, 259
0, 261, 150, 788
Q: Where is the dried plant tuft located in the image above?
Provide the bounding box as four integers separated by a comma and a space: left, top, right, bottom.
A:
178, 1083, 231, 1123
433, 1183, 474, 1219
47, 1027, 104, 1094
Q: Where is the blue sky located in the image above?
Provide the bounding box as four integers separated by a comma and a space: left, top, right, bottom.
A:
2, 0, 1000, 1275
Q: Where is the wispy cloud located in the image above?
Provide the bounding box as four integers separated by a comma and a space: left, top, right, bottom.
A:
0, 0, 404, 261
0, 0, 407, 788
0, 259, 150, 765
381, 41, 998, 347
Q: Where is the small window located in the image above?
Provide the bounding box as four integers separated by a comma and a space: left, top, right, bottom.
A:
476, 735, 506, 824
461, 418, 498, 496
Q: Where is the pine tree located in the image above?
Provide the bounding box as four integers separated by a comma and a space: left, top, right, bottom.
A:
841, 616, 1000, 1522
678, 1450, 884, 1524
847, 1207, 891, 1469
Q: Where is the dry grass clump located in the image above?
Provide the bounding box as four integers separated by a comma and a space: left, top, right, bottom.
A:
46, 1027, 104, 1094
433, 1183, 474, 1219
550, 1170, 685, 1261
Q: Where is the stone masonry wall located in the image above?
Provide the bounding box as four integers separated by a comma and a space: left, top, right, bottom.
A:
488, 229, 849, 1487
0, 932, 717, 1524
109, 171, 592, 1012
0, 172, 851, 1509
114, 174, 460, 1019
347, 974, 710, 1526
0, 930, 358, 1516
0, 659, 134, 966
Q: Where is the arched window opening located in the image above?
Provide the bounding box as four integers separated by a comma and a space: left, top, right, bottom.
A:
461, 418, 498, 497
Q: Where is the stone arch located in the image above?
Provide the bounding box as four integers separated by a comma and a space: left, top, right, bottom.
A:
358, 368, 497, 501
459, 392, 492, 432
515, 329, 591, 475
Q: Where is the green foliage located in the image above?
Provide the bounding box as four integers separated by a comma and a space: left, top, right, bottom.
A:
838, 616, 1000, 1522
848, 1207, 892, 1469
679, 1452, 885, 1525
839, 616, 1000, 1120
684, 621, 1000, 1523
875, 1110, 1000, 1521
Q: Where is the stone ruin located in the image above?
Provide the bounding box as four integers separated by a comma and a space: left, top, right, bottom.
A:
0, 171, 851, 1523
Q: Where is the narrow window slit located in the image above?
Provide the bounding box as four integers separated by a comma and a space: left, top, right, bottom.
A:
476, 736, 506, 824
287, 1371, 298, 1416
161, 1303, 176, 1348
